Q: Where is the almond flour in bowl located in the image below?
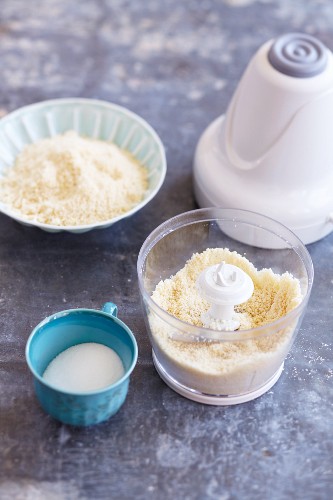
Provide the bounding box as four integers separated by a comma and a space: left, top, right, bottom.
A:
0, 98, 167, 233
137, 208, 313, 405
0, 131, 148, 227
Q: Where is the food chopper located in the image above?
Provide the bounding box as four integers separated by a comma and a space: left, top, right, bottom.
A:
193, 33, 333, 244
137, 208, 313, 405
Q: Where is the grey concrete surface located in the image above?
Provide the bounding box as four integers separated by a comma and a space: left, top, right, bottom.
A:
0, 1, 332, 499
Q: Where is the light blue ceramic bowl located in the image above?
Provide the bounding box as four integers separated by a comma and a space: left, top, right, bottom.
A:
25, 302, 138, 426
0, 98, 166, 233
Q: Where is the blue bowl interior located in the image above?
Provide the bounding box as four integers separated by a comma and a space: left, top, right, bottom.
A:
28, 310, 136, 380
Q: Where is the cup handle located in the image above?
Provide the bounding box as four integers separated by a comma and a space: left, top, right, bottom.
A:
102, 302, 118, 317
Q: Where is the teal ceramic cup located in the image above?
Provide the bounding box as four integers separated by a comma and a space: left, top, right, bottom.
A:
25, 302, 138, 426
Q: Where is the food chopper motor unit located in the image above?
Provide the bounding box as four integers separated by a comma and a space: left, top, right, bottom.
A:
193, 32, 333, 244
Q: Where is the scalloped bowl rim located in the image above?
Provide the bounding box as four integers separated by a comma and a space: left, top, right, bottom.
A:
0, 98, 167, 233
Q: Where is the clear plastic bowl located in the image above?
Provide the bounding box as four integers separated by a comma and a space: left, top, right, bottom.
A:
137, 208, 314, 405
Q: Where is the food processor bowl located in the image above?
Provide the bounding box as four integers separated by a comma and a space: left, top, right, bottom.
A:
137, 208, 313, 405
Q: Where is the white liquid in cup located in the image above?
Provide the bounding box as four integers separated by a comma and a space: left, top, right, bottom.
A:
43, 342, 125, 392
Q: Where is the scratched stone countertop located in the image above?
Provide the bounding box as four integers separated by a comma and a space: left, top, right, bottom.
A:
0, 1, 332, 499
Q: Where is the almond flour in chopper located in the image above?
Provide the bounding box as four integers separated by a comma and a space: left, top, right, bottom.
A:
150, 247, 302, 400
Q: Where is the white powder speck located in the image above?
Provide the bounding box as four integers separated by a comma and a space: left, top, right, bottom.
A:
188, 89, 203, 101
213, 79, 227, 91
223, 0, 257, 6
